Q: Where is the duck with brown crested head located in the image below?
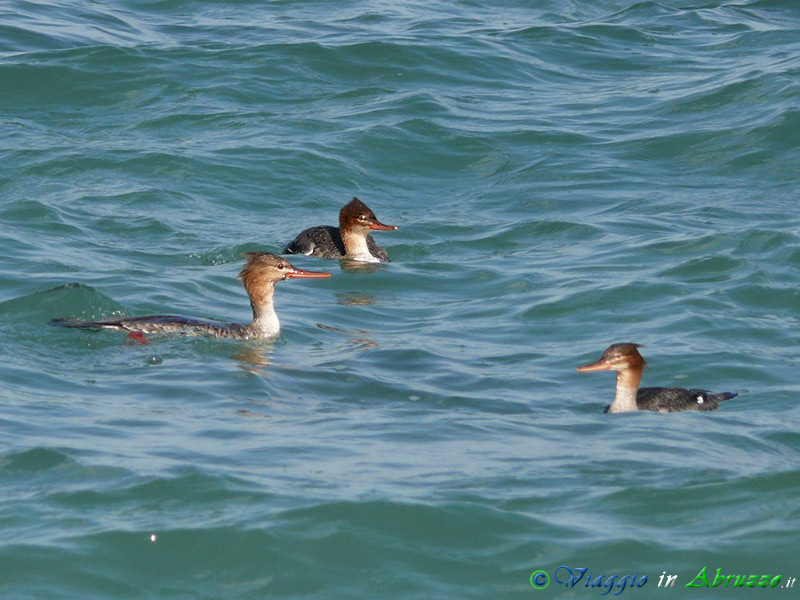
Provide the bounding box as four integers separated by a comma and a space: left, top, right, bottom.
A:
52, 253, 331, 340
283, 197, 397, 262
576, 342, 738, 413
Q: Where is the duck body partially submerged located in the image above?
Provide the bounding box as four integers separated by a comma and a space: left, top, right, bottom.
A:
283, 197, 396, 263
577, 343, 738, 413
52, 253, 330, 340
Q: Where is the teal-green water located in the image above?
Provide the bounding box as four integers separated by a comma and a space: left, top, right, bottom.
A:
2, 1, 800, 597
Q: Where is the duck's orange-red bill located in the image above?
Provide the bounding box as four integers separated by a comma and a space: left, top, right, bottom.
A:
369, 220, 398, 231
287, 268, 332, 279
576, 358, 613, 372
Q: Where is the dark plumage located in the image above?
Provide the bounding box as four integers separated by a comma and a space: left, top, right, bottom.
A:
283, 225, 389, 261
615, 386, 738, 413
51, 315, 242, 337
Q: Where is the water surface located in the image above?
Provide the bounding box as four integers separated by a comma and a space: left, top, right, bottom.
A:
1, 0, 800, 598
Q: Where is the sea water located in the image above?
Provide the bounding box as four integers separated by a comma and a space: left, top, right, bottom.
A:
1, 1, 799, 598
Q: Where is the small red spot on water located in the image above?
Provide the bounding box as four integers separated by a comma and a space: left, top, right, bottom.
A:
127, 332, 150, 344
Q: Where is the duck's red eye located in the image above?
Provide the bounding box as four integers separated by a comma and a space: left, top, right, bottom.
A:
277, 264, 284, 270
358, 215, 367, 220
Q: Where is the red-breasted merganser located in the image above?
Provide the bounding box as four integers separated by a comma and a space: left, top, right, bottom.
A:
283, 197, 397, 262
576, 342, 738, 413
51, 253, 331, 340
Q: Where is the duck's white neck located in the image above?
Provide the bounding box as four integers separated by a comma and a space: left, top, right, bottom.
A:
246, 288, 280, 339
607, 368, 643, 413
342, 229, 378, 262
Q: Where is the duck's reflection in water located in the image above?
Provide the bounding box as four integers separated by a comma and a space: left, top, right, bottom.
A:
339, 260, 383, 275
335, 292, 376, 307
233, 341, 274, 372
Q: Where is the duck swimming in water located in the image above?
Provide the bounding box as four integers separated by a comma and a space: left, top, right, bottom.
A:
576, 342, 738, 413
283, 197, 397, 262
52, 252, 330, 340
